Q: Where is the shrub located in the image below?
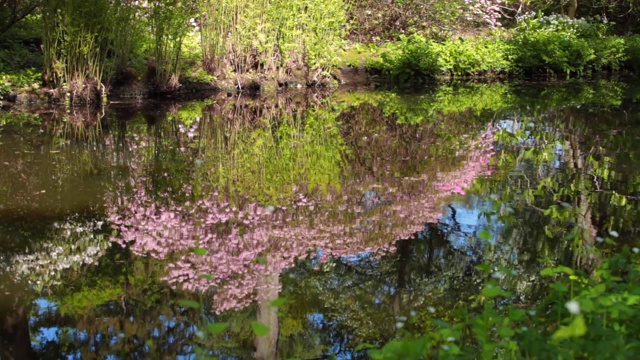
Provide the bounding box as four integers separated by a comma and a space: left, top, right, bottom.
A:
374, 34, 439, 84
625, 35, 640, 74
509, 14, 627, 76
512, 30, 595, 76
0, 68, 41, 100
433, 37, 513, 77
589, 36, 627, 72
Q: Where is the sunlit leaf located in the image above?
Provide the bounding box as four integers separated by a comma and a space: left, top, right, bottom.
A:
206, 322, 229, 334
479, 229, 492, 241
199, 274, 214, 280
269, 297, 288, 307
194, 247, 208, 256
251, 321, 270, 337
178, 299, 201, 309
355, 343, 377, 351
498, 326, 514, 338
482, 285, 504, 298
552, 315, 587, 340
540, 266, 574, 276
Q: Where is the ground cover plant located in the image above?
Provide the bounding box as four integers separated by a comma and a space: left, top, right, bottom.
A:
369, 13, 640, 84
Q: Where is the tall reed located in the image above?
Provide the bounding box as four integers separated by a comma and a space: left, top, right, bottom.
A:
42, 0, 114, 104
197, 0, 346, 82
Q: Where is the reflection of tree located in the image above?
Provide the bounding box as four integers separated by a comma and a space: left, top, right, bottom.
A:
107, 107, 494, 314
489, 104, 640, 271
0, 107, 108, 220
0, 274, 37, 359
2, 219, 110, 291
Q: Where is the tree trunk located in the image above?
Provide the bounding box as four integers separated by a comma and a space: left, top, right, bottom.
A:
568, 0, 578, 19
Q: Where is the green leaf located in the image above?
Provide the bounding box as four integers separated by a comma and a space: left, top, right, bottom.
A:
508, 308, 526, 321
256, 256, 268, 265
251, 321, 270, 337
479, 229, 492, 241
552, 315, 587, 340
550, 282, 569, 293
591, 283, 606, 295
482, 284, 504, 298
540, 266, 574, 276
194, 247, 208, 256
269, 297, 288, 307
206, 322, 229, 334
199, 274, 214, 280
178, 299, 201, 309
498, 326, 515, 338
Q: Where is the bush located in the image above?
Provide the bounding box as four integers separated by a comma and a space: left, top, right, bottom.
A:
372, 34, 516, 83
512, 30, 595, 76
374, 34, 440, 84
0, 68, 41, 100
509, 14, 628, 76
590, 36, 627, 72
625, 35, 640, 74
433, 37, 514, 77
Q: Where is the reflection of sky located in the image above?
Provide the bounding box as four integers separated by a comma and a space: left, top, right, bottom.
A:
30, 297, 192, 358
441, 196, 500, 249
498, 119, 565, 169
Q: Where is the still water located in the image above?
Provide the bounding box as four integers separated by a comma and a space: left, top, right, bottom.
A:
1, 81, 639, 359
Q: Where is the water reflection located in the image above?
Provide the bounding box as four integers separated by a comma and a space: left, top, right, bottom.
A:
0, 81, 639, 358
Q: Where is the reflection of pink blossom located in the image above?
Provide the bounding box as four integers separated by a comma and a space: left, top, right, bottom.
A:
107, 125, 495, 313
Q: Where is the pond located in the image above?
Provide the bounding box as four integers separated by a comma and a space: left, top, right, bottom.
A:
1, 80, 640, 359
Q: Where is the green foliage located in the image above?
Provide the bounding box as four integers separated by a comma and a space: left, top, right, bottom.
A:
373, 34, 514, 83
0, 67, 40, 92
625, 35, 640, 74
511, 14, 614, 76
590, 36, 627, 72
199, 105, 347, 204
371, 15, 638, 83
512, 30, 595, 76
375, 34, 439, 84
370, 242, 640, 359
432, 37, 514, 77
59, 283, 122, 315
147, 0, 195, 89
0, 110, 40, 129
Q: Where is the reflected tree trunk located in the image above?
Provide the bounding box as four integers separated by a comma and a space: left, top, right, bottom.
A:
393, 239, 410, 317
566, 133, 597, 269
0, 276, 37, 360
254, 271, 280, 360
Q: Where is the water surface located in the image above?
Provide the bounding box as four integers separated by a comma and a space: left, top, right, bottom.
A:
1, 81, 640, 359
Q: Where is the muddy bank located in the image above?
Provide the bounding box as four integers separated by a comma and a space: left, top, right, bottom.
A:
1, 67, 373, 109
